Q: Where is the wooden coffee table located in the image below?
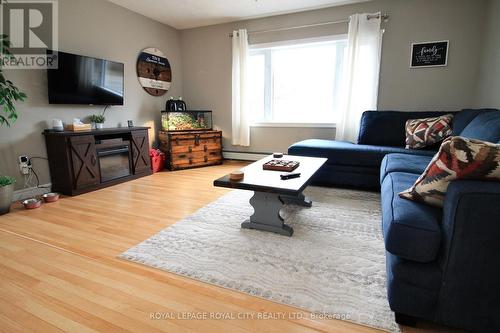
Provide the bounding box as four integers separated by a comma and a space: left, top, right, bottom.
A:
213, 155, 327, 236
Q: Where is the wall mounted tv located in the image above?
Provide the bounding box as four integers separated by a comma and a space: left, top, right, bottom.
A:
47, 50, 124, 105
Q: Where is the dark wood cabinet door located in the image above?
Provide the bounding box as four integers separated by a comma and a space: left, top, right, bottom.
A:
69, 135, 100, 188
131, 130, 151, 174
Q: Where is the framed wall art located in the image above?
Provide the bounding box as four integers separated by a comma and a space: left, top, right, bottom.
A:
136, 47, 172, 96
410, 40, 449, 68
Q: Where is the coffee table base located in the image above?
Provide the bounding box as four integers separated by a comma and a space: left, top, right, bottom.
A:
241, 191, 312, 236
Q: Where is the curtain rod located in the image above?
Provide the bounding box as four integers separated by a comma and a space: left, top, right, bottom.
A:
228, 13, 389, 37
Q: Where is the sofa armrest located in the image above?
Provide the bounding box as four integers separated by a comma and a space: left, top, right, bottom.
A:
438, 180, 500, 331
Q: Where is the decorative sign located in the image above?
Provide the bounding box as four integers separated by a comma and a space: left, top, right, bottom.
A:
410, 40, 449, 68
136, 48, 172, 96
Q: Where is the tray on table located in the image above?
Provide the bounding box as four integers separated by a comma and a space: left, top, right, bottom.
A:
262, 159, 300, 172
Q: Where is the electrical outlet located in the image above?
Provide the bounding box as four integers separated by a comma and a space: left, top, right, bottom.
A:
19, 155, 30, 175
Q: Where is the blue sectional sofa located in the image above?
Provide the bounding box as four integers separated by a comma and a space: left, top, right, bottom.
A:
288, 108, 500, 332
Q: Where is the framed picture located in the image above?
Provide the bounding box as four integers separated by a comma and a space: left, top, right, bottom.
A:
410, 40, 449, 68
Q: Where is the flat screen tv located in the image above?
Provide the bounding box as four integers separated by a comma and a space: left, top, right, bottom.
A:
47, 50, 124, 105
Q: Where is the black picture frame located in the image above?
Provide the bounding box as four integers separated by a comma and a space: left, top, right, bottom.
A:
410, 40, 449, 68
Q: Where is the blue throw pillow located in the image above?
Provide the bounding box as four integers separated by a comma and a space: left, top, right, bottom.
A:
460, 110, 500, 143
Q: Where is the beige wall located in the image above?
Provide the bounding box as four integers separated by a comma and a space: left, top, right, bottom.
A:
1, 0, 494, 191
0, 0, 182, 190
180, 0, 487, 154
476, 0, 500, 108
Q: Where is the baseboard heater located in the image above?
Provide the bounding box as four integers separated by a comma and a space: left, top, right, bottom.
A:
222, 151, 271, 161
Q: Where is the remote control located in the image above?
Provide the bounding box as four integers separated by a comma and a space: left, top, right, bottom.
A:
280, 172, 301, 180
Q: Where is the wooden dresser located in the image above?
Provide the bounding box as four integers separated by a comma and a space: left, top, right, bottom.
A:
158, 130, 223, 170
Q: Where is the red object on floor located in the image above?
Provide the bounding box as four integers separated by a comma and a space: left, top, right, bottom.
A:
149, 148, 165, 173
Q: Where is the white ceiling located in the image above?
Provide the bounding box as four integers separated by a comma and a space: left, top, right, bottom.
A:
107, 0, 370, 30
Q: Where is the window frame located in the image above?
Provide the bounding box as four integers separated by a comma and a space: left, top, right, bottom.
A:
249, 34, 348, 128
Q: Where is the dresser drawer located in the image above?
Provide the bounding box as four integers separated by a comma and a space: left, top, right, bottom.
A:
171, 141, 221, 153
170, 150, 222, 170
170, 135, 220, 149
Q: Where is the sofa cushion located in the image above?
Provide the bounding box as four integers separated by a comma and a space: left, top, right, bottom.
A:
452, 109, 497, 135
380, 153, 433, 184
459, 110, 500, 143
311, 164, 381, 188
358, 111, 457, 147
288, 139, 436, 168
382, 172, 442, 263
400, 137, 500, 207
405, 114, 454, 149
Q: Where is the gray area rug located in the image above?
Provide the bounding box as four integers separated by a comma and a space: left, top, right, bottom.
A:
120, 187, 399, 332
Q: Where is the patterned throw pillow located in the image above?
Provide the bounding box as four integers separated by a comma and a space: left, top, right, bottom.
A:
405, 114, 454, 149
399, 136, 500, 207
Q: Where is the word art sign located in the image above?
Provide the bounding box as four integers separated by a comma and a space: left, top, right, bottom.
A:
410, 40, 449, 68
136, 47, 172, 96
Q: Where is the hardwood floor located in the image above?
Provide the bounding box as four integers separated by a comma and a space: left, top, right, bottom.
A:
0, 161, 461, 333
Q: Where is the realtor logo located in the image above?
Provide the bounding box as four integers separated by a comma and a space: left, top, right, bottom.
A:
0, 0, 58, 69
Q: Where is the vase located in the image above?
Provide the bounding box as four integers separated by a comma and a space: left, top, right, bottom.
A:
0, 183, 14, 215
96, 123, 104, 129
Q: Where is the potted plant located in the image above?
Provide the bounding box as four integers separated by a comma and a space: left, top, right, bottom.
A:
1, 33, 26, 214
0, 176, 15, 215
89, 114, 105, 129
1, 34, 27, 126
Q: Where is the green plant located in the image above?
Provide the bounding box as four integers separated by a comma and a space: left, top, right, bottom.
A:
0, 175, 16, 187
89, 114, 106, 123
0, 33, 27, 126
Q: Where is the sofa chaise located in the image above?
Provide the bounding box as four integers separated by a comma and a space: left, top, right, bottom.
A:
288, 108, 500, 332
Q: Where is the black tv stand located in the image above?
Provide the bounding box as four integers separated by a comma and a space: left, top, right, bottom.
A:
43, 127, 152, 196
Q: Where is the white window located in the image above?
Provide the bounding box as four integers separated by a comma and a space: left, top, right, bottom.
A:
248, 36, 347, 126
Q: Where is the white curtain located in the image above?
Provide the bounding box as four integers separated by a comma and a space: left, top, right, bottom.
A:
231, 29, 251, 146
336, 13, 383, 143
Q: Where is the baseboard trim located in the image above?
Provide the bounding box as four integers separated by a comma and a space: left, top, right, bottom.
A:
223, 151, 269, 161
13, 184, 52, 201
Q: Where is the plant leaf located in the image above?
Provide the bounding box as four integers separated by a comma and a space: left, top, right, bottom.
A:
0, 114, 10, 127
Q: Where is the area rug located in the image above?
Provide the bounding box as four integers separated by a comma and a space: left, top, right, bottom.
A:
120, 187, 399, 332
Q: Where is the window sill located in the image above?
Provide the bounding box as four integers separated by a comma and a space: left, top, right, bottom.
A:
251, 122, 336, 128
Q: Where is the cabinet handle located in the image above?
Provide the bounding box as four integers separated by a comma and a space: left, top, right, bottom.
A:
189, 158, 193, 164
91, 154, 97, 166
188, 146, 192, 153
203, 145, 207, 152
209, 152, 218, 156
194, 135, 200, 146
175, 138, 180, 145
178, 154, 187, 158
204, 156, 208, 163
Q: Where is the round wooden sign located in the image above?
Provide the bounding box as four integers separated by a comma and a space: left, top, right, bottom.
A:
136, 48, 172, 96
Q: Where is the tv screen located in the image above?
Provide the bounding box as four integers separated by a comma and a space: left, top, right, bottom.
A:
47, 51, 124, 105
